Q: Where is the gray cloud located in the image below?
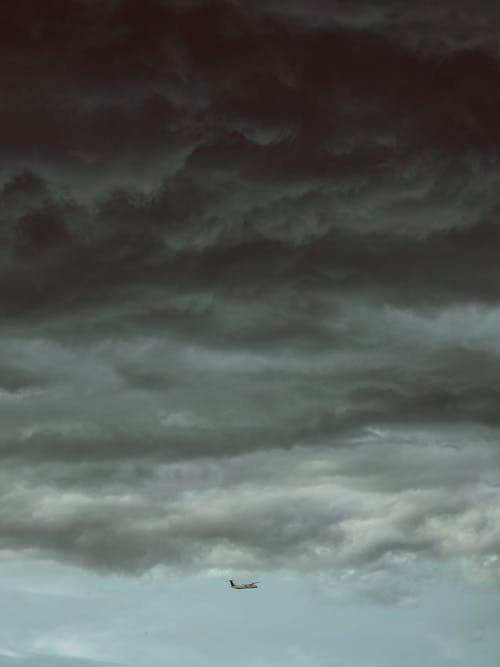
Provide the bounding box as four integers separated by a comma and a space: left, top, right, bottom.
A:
1, 0, 499, 599
0, 437, 498, 590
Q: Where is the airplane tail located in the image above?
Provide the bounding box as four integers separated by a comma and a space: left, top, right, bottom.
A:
229, 580, 235, 587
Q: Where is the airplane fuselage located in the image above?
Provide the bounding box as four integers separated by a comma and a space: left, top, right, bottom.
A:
229, 580, 258, 589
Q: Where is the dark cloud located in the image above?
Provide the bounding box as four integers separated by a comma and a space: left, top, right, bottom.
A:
0, 363, 49, 393
0, 0, 499, 594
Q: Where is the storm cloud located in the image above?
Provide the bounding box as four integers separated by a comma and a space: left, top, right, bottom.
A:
1, 0, 499, 600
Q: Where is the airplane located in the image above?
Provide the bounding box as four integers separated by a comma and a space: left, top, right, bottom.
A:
228, 579, 259, 589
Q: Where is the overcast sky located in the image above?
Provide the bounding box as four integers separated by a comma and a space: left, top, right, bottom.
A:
1, 1, 500, 665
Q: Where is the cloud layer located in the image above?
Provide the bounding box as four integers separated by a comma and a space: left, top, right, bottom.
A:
1, 0, 500, 599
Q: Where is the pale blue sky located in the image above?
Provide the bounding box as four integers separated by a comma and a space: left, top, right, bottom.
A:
0, 560, 497, 667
